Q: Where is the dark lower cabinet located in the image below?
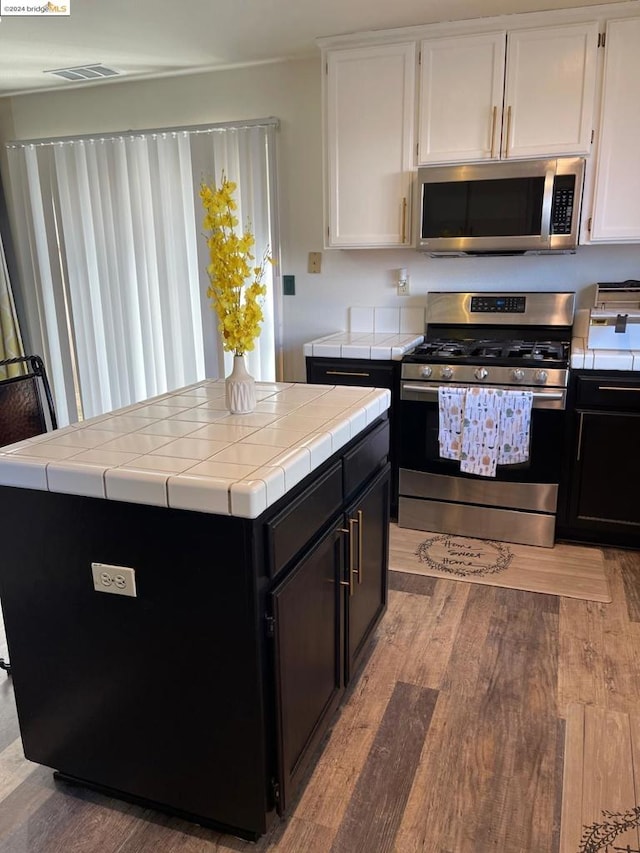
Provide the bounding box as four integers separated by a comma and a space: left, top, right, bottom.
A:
558, 370, 640, 547
306, 356, 399, 518
271, 463, 390, 812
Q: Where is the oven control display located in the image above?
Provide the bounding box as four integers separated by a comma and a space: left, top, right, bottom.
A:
470, 296, 526, 313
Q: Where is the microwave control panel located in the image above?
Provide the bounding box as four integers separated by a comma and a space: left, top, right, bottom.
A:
551, 175, 576, 235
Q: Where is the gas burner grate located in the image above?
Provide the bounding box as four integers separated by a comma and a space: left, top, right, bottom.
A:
505, 342, 566, 361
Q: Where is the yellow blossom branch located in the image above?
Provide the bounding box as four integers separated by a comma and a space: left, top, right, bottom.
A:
200, 173, 270, 356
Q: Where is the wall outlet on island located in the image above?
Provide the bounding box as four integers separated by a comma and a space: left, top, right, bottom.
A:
91, 562, 137, 598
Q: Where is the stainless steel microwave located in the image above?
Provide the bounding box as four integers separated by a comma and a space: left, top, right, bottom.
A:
416, 157, 586, 256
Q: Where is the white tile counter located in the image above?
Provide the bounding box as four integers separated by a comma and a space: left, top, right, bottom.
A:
304, 332, 423, 361
571, 308, 640, 371
0, 380, 390, 518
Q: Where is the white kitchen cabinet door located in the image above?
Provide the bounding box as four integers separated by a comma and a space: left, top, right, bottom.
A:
504, 22, 598, 159
590, 18, 640, 242
325, 43, 416, 248
418, 32, 506, 164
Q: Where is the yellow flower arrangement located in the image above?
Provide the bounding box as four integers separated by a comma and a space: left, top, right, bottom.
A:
199, 174, 270, 356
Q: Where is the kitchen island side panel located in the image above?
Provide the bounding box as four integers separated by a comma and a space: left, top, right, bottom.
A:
0, 486, 274, 837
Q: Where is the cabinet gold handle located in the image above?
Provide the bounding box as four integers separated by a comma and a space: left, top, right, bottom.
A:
327, 370, 370, 378
401, 197, 407, 243
597, 386, 640, 392
504, 105, 512, 157
340, 519, 357, 596
576, 412, 584, 462
357, 510, 364, 585
490, 105, 497, 158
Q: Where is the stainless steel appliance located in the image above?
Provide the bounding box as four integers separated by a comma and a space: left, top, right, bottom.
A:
587, 279, 640, 350
416, 157, 585, 256
398, 291, 576, 547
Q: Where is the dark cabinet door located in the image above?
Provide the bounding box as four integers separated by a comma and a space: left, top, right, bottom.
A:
270, 520, 344, 814
344, 463, 390, 682
559, 371, 640, 547
572, 410, 640, 528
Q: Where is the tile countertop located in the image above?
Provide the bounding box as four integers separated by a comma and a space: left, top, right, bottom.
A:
571, 308, 640, 371
0, 380, 391, 519
304, 332, 424, 361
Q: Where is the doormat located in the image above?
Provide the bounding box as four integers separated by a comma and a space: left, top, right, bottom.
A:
560, 703, 640, 852
389, 524, 611, 602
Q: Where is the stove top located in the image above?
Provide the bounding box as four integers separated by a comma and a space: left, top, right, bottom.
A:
404, 337, 569, 368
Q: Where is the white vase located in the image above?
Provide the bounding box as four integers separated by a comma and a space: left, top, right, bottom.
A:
225, 355, 256, 414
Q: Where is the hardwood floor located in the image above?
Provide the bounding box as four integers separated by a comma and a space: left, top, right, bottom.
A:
0, 543, 639, 852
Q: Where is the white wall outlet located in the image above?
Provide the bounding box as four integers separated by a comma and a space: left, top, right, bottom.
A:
397, 268, 410, 296
91, 562, 137, 597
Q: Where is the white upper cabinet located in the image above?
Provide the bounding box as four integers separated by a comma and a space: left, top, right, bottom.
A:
504, 23, 598, 159
418, 33, 505, 164
417, 22, 598, 164
589, 18, 640, 242
325, 43, 416, 248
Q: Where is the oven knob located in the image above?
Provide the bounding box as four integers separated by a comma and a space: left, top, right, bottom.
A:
474, 367, 488, 380
534, 369, 548, 384
512, 368, 526, 382
440, 366, 454, 380
420, 366, 433, 378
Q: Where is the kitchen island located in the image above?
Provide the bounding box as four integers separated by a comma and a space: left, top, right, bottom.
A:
0, 379, 391, 840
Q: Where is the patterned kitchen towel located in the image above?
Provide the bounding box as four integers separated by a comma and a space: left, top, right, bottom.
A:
497, 390, 533, 465
460, 387, 503, 477
438, 386, 466, 460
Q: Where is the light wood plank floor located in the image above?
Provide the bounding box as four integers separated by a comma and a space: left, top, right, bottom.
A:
0, 539, 639, 852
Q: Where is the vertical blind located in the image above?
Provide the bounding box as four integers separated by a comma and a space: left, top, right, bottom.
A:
6, 119, 279, 424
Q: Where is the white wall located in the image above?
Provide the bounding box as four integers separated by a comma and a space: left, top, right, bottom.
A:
1, 57, 639, 381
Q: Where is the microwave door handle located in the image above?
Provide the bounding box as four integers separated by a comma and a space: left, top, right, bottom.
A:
540, 167, 555, 242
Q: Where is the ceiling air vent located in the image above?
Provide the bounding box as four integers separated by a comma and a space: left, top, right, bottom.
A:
46, 64, 122, 82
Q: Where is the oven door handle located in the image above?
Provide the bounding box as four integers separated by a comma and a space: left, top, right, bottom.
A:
401, 384, 565, 406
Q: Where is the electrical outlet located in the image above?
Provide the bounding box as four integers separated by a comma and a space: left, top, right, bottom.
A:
308, 252, 322, 274
397, 268, 410, 296
91, 562, 137, 597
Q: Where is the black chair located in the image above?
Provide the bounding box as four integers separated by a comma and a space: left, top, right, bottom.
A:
0, 355, 57, 449
0, 354, 57, 676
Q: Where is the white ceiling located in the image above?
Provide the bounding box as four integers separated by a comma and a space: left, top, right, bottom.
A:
0, 0, 626, 97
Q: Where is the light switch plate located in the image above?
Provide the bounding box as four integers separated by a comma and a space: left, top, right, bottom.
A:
91, 562, 137, 597
308, 252, 322, 274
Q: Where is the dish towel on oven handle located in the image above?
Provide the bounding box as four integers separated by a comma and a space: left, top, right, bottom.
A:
460, 387, 502, 477
437, 386, 466, 460
439, 387, 533, 477
496, 389, 533, 467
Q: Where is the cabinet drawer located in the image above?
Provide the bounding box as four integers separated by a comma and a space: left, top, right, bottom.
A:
306, 358, 393, 389
576, 376, 640, 410
267, 461, 343, 578
343, 419, 389, 502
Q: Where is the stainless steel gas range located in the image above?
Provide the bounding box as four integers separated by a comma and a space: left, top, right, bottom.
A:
397, 291, 575, 547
